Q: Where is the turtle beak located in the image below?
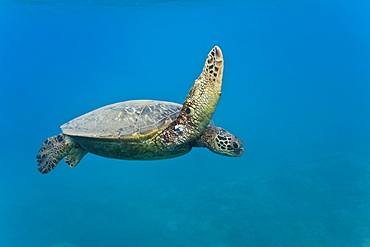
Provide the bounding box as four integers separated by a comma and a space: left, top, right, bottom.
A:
234, 147, 244, 157
231, 136, 244, 157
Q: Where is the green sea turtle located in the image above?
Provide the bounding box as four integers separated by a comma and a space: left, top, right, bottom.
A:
37, 46, 243, 174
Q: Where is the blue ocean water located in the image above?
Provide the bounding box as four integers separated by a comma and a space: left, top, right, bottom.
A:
1, 0, 370, 246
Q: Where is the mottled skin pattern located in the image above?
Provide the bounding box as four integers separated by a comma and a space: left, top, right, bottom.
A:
192, 126, 243, 157
37, 134, 74, 174
37, 46, 243, 174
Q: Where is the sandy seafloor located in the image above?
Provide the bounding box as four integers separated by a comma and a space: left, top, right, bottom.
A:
1, 0, 370, 246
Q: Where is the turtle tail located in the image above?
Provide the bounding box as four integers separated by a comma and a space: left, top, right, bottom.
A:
36, 133, 73, 174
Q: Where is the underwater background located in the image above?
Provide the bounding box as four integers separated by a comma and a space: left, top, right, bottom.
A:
1, 0, 370, 246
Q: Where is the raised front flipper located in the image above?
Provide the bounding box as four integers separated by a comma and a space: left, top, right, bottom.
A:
177, 46, 224, 141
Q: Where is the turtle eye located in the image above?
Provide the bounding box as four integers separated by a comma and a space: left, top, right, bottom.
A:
232, 142, 239, 149
184, 107, 194, 116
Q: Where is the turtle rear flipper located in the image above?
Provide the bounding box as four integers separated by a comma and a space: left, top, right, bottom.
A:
37, 134, 73, 174
65, 144, 88, 168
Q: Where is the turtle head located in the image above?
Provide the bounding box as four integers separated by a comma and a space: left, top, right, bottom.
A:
194, 126, 244, 157
211, 127, 244, 157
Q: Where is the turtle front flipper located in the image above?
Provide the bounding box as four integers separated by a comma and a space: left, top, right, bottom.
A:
36, 134, 74, 174
177, 46, 224, 141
